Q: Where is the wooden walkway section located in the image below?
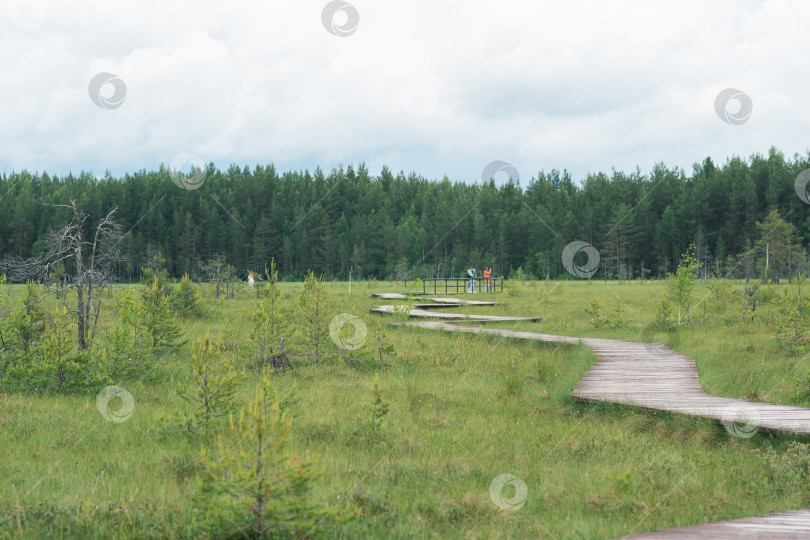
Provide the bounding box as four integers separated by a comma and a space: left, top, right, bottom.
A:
430, 297, 497, 306
371, 293, 496, 306
371, 306, 540, 322
403, 321, 810, 434
620, 508, 810, 538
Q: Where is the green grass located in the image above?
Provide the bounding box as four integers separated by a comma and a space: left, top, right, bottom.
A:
1, 279, 809, 538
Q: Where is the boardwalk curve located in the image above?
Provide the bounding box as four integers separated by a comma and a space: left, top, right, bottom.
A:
370, 305, 541, 322
397, 320, 810, 538
403, 321, 810, 435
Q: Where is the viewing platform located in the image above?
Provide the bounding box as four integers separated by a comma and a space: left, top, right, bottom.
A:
419, 277, 503, 295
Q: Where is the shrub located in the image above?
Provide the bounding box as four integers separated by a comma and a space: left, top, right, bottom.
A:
776, 274, 809, 355
668, 244, 699, 325
761, 442, 810, 493
10, 307, 105, 392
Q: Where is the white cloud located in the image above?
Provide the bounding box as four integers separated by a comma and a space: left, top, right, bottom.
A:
1, 0, 808, 183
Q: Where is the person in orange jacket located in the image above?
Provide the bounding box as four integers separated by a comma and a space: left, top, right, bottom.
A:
484, 267, 491, 292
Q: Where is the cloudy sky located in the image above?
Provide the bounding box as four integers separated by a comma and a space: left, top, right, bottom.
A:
2, 0, 808, 185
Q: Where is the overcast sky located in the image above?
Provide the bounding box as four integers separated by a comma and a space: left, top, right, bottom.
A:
2, 0, 808, 185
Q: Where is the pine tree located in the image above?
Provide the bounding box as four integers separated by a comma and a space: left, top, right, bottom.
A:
171, 273, 207, 317
141, 277, 184, 360
370, 373, 389, 434
172, 332, 240, 433
297, 271, 331, 361
106, 287, 149, 380
141, 251, 170, 291
251, 259, 293, 370
0, 274, 8, 356
12, 281, 47, 355
197, 377, 349, 537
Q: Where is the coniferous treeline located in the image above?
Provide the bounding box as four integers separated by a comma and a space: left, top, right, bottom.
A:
1, 146, 809, 282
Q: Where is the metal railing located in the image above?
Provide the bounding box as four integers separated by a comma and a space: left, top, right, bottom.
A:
420, 277, 502, 295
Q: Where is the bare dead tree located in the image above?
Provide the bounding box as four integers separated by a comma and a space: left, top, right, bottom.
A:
0, 198, 122, 349
200, 253, 227, 299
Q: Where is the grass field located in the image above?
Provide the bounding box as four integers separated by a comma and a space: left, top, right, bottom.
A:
1, 278, 810, 538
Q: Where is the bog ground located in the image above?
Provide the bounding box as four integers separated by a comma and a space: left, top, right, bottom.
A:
1, 279, 810, 539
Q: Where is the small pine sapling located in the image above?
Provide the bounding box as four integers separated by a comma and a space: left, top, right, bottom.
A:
14, 281, 47, 355
369, 373, 389, 434
251, 259, 293, 370
171, 273, 208, 317
297, 271, 331, 362
171, 332, 241, 433
141, 277, 185, 361
106, 288, 149, 380
0, 275, 8, 373
374, 322, 395, 368
611, 303, 624, 328
197, 379, 350, 537
140, 251, 171, 292
655, 295, 674, 330
585, 297, 607, 328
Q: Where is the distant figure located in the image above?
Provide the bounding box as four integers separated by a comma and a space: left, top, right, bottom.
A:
248, 271, 255, 288
484, 267, 491, 292
467, 266, 476, 293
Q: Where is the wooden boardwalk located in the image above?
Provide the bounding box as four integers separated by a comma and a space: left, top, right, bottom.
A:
620, 508, 810, 538
371, 293, 496, 306
371, 306, 540, 322
429, 297, 497, 306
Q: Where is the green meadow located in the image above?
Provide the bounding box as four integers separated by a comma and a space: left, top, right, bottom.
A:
1, 278, 809, 539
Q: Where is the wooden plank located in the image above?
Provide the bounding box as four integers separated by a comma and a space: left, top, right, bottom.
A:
618, 508, 810, 538
371, 306, 541, 322
370, 294, 497, 306
429, 297, 498, 306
